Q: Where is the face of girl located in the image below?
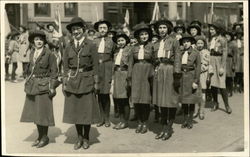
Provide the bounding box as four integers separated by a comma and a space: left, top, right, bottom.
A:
98, 23, 108, 37
225, 34, 232, 42
71, 25, 84, 40
158, 24, 168, 38
107, 32, 114, 38
130, 38, 138, 46
117, 37, 126, 48
190, 28, 198, 37
34, 36, 44, 49
183, 40, 192, 50
177, 28, 183, 34
139, 31, 149, 43
196, 39, 205, 51
209, 26, 217, 37
48, 25, 55, 32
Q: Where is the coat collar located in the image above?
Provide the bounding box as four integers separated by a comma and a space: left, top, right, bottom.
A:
34, 47, 46, 64
182, 46, 193, 55
71, 37, 88, 53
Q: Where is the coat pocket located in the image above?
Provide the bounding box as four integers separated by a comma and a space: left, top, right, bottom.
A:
24, 78, 35, 95
37, 78, 50, 94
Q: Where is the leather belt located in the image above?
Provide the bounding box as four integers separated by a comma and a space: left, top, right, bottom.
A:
181, 65, 195, 72
159, 58, 174, 65
114, 65, 128, 71
210, 50, 222, 56
32, 74, 49, 78
99, 58, 112, 63
69, 66, 93, 73
135, 59, 151, 64
228, 54, 233, 58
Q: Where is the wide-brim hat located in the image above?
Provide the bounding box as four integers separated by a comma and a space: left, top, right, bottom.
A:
174, 20, 186, 33
155, 19, 173, 34
208, 19, 226, 32
179, 34, 196, 45
152, 33, 160, 39
88, 28, 96, 34
232, 22, 243, 31
66, 17, 86, 32
48, 41, 60, 49
94, 20, 112, 31
46, 23, 56, 29
112, 31, 130, 45
133, 22, 153, 41
190, 19, 202, 28
187, 24, 201, 35
108, 28, 117, 36
28, 30, 47, 43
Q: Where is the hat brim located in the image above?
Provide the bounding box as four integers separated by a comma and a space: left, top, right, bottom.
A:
179, 36, 196, 45
134, 28, 153, 41
94, 20, 112, 31
66, 22, 85, 32
47, 23, 56, 29
187, 25, 201, 35
28, 32, 47, 44
112, 34, 130, 45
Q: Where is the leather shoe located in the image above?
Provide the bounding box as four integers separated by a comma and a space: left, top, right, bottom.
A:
187, 122, 193, 129
211, 102, 219, 112
155, 132, 164, 139
82, 139, 89, 149
113, 122, 122, 129
117, 122, 128, 130
135, 124, 142, 133
181, 121, 188, 128
162, 132, 172, 141
96, 122, 105, 127
140, 125, 148, 134
225, 105, 232, 114
36, 136, 49, 148
31, 139, 40, 147
104, 121, 111, 127
199, 112, 205, 120
74, 136, 83, 150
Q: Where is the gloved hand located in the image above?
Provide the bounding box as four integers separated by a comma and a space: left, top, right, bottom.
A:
219, 68, 224, 76
173, 73, 182, 94
49, 89, 56, 98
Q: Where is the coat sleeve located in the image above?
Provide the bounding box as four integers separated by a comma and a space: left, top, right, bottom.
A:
63, 45, 69, 77
173, 39, 181, 73
49, 51, 59, 89
194, 50, 201, 84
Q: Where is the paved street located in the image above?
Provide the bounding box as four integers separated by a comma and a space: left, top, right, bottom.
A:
3, 64, 246, 155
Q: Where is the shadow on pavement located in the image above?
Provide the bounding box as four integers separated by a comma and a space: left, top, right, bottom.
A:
64, 125, 101, 145
23, 127, 62, 143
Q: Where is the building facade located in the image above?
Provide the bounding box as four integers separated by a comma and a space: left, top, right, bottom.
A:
5, 2, 243, 32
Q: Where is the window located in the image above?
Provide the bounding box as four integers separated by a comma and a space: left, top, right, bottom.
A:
64, 3, 78, 17
34, 3, 51, 17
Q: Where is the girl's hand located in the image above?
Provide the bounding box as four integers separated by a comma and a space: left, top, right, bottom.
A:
192, 82, 198, 89
219, 68, 224, 76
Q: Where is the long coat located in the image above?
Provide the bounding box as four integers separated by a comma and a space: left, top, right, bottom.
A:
93, 36, 115, 94
180, 47, 201, 104
19, 32, 30, 63
8, 40, 19, 63
20, 47, 58, 126
112, 46, 132, 99
62, 37, 101, 124
199, 49, 213, 89
152, 35, 182, 108
128, 42, 155, 104
209, 35, 228, 88
226, 40, 237, 77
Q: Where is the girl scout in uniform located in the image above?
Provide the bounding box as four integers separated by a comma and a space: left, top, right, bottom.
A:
112, 32, 131, 130
20, 30, 58, 148
208, 19, 232, 114
173, 19, 186, 41
179, 34, 201, 129
128, 22, 154, 134
153, 19, 182, 140
195, 35, 213, 120
93, 20, 115, 127
62, 17, 101, 150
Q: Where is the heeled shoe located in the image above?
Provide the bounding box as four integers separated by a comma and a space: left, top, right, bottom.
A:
211, 102, 219, 112
225, 105, 232, 114
113, 122, 122, 129
140, 125, 148, 134
74, 136, 83, 150
181, 121, 188, 128
82, 139, 89, 149
117, 122, 128, 130
135, 124, 142, 133
31, 139, 40, 147
96, 122, 105, 127
104, 121, 111, 127
161, 132, 172, 141
155, 132, 164, 139
36, 136, 49, 148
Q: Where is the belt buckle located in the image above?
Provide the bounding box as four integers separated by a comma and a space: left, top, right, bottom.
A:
79, 68, 83, 72
32, 74, 35, 77
183, 68, 187, 72
99, 59, 103, 63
